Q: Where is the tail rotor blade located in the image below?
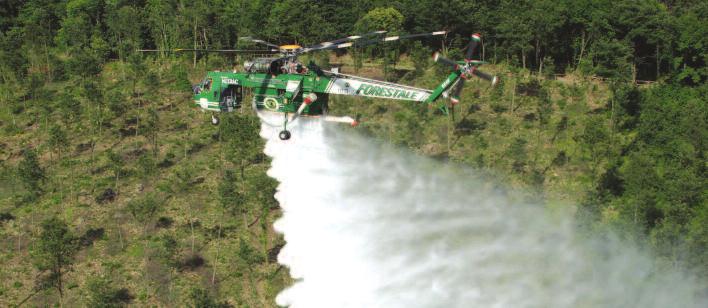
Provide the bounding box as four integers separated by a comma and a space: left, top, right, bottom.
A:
433, 52, 459, 69
450, 79, 465, 105
466, 33, 481, 61
472, 69, 498, 86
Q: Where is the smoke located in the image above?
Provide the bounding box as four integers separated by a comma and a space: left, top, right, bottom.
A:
259, 115, 705, 308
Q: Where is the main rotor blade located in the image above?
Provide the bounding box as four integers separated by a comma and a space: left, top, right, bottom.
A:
176, 49, 279, 53
304, 30, 387, 51
466, 33, 481, 61
352, 31, 447, 48
137, 49, 277, 53
468, 60, 487, 65
239, 37, 280, 49
309, 31, 447, 53
472, 69, 498, 86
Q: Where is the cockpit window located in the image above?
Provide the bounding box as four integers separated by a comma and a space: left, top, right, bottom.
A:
203, 78, 212, 91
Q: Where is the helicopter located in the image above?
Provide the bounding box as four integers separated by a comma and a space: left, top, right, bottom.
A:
164, 31, 498, 140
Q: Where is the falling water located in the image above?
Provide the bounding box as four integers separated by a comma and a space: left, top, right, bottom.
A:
258, 114, 705, 308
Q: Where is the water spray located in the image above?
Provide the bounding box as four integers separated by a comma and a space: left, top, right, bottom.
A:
259, 114, 705, 308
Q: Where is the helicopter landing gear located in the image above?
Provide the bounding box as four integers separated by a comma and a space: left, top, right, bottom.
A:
278, 112, 292, 140
211, 114, 219, 125
279, 130, 291, 140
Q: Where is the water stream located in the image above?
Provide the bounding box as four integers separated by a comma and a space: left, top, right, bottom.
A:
259, 115, 704, 308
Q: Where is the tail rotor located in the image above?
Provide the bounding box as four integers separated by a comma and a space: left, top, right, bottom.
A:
432, 33, 497, 106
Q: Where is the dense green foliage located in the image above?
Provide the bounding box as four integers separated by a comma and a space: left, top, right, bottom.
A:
0, 0, 706, 306
1, 0, 705, 84
581, 84, 707, 276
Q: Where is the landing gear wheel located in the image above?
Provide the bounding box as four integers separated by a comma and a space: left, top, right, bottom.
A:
279, 130, 291, 140
211, 114, 219, 125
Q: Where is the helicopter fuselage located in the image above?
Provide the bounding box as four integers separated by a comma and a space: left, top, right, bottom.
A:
187, 31, 495, 140
192, 68, 446, 117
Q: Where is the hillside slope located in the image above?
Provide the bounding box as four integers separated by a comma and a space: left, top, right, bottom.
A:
2, 46, 706, 305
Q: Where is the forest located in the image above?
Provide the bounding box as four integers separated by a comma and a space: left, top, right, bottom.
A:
0, 0, 706, 306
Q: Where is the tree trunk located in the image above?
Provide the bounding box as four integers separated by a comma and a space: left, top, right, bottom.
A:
152, 106, 158, 159
212, 223, 221, 285
115, 172, 119, 194
142, 223, 151, 298
30, 214, 35, 251
577, 30, 587, 69
510, 79, 516, 115
193, 22, 197, 68
184, 135, 188, 159
493, 41, 497, 64
190, 218, 195, 253
118, 35, 125, 80
16, 287, 42, 307
44, 42, 52, 81
161, 23, 169, 59
57, 267, 63, 299
135, 109, 140, 138
610, 98, 615, 134
118, 226, 124, 249
632, 62, 637, 84
655, 44, 660, 80
535, 39, 540, 71
535, 124, 542, 165
202, 28, 209, 49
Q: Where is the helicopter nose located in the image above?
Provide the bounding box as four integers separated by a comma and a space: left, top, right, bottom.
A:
192, 84, 201, 94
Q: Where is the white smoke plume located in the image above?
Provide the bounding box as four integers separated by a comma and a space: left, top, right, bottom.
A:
259, 115, 705, 308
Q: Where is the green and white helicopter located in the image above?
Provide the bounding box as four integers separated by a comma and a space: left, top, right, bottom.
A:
186, 31, 497, 140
